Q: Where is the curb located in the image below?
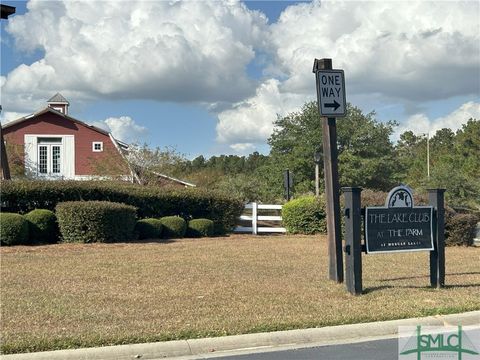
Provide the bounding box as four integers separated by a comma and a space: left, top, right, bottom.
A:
2, 311, 479, 360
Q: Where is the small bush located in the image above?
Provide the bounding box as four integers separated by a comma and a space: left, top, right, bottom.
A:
136, 218, 163, 240
282, 196, 327, 234
445, 208, 478, 246
361, 188, 428, 207
160, 216, 187, 239
56, 201, 137, 243
187, 219, 215, 238
0, 213, 29, 245
24, 209, 58, 244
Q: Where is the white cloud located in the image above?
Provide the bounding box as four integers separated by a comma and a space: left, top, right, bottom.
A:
3, 0, 479, 152
216, 79, 308, 145
396, 101, 480, 138
2, 0, 268, 112
229, 142, 255, 153
269, 1, 479, 101
0, 111, 29, 125
91, 116, 147, 143
215, 0, 480, 148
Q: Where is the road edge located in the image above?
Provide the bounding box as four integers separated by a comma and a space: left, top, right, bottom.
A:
2, 311, 479, 360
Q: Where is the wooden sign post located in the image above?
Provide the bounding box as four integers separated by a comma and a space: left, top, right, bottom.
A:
428, 189, 446, 288
342, 185, 446, 295
313, 58, 346, 283
343, 187, 363, 295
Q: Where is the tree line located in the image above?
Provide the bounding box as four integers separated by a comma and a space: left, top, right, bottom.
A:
130, 101, 479, 209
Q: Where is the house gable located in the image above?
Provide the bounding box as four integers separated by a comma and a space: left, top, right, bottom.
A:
2, 108, 129, 179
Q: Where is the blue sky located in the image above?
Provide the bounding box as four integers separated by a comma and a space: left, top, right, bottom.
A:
1, 0, 479, 159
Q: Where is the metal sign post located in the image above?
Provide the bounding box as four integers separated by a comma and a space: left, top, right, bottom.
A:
313, 58, 345, 283
284, 169, 293, 201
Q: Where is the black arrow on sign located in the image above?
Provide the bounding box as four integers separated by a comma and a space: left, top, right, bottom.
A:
325, 100, 340, 111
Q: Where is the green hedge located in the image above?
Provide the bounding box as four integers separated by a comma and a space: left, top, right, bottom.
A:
135, 218, 163, 240
24, 209, 58, 244
282, 196, 327, 234
160, 216, 187, 239
445, 208, 478, 246
187, 218, 215, 237
0, 180, 243, 234
0, 212, 29, 245
56, 201, 137, 243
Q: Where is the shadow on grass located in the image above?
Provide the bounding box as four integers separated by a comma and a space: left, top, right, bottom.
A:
364, 278, 480, 294
362, 284, 435, 294
442, 284, 480, 289
378, 271, 480, 282
126, 238, 177, 244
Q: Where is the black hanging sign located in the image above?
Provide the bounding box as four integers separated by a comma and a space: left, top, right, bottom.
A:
365, 186, 434, 254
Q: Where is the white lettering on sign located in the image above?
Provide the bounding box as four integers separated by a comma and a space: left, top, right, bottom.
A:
315, 70, 346, 117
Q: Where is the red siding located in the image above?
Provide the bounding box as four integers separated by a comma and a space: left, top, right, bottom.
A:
3, 111, 126, 176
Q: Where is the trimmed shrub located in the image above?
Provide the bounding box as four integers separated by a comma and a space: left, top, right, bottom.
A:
361, 188, 428, 207
0, 213, 29, 245
282, 196, 327, 234
135, 218, 163, 240
187, 218, 214, 238
56, 201, 137, 243
24, 209, 58, 244
445, 207, 478, 246
0, 180, 243, 234
160, 216, 187, 239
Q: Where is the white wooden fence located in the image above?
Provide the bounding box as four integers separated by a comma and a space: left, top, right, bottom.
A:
234, 202, 286, 234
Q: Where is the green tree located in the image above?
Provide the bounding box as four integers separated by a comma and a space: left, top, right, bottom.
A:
267, 101, 399, 197
336, 105, 399, 189
395, 131, 428, 189
397, 120, 480, 208
432, 120, 480, 208
191, 155, 206, 170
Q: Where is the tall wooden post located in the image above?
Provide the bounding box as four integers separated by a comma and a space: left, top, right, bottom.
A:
0, 110, 11, 180
343, 187, 363, 295
1, 7, 15, 181
428, 189, 446, 288
284, 169, 292, 201
313, 58, 343, 283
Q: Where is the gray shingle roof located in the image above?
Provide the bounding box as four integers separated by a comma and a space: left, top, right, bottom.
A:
47, 93, 69, 104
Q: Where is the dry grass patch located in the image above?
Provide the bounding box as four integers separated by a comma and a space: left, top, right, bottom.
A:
1, 235, 479, 354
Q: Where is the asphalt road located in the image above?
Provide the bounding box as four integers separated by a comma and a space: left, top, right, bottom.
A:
199, 338, 398, 360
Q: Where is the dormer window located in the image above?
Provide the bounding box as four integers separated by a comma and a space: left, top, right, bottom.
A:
92, 142, 103, 152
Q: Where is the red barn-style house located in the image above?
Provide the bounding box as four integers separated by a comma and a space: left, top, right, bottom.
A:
2, 94, 131, 180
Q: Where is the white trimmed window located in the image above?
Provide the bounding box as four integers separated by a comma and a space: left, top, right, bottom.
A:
38, 137, 62, 175
92, 141, 103, 152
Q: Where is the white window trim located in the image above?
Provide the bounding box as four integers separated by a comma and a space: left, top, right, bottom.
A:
92, 141, 103, 152
37, 142, 62, 177
24, 134, 75, 179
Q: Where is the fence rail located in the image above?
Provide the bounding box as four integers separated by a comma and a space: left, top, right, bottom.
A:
234, 202, 286, 234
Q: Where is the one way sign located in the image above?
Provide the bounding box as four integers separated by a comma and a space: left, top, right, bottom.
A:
315, 70, 346, 117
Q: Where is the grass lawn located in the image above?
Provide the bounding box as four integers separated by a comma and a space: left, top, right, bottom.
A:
1, 234, 479, 354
